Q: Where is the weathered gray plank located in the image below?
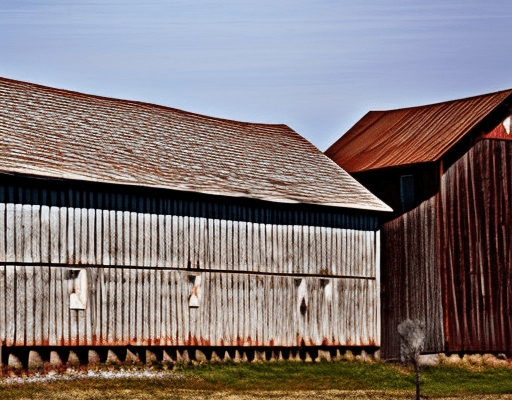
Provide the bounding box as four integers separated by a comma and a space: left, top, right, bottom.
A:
85, 268, 94, 345
170, 269, 178, 345
0, 263, 5, 344
238, 221, 247, 272
241, 273, 248, 345
276, 225, 283, 274
113, 266, 122, 344
5, 204, 14, 263
247, 274, 255, 345
257, 275, 263, 345
88, 209, 96, 265
172, 215, 179, 268
161, 270, 169, 345
191, 216, 200, 269
375, 230, 381, 345
252, 223, 260, 273
130, 212, 138, 267
78, 297, 86, 346
15, 263, 25, 346
265, 224, 272, 274
73, 208, 81, 266
67, 265, 77, 346
15, 204, 23, 263
137, 213, 145, 268
81, 208, 88, 265
129, 268, 136, 344
149, 267, 156, 344
226, 220, 233, 270
68, 208, 76, 265
198, 217, 206, 271
188, 274, 198, 345
47, 266, 56, 346
151, 214, 158, 267
302, 225, 309, 276
177, 270, 185, 345
136, 268, 143, 345
182, 215, 189, 269
116, 211, 124, 266
120, 267, 128, 345
165, 215, 172, 268
108, 267, 115, 344
5, 264, 15, 347
157, 215, 165, 267
109, 209, 116, 265
40, 206, 50, 264
155, 269, 162, 344
269, 275, 275, 345
95, 210, 103, 269
0, 204, 5, 263
22, 205, 32, 263
219, 220, 227, 270
142, 268, 149, 344
246, 222, 253, 272
57, 265, 66, 346
234, 273, 241, 345
26, 266, 35, 346
200, 271, 210, 345
212, 219, 220, 270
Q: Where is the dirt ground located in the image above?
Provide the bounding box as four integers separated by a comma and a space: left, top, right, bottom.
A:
7, 390, 512, 400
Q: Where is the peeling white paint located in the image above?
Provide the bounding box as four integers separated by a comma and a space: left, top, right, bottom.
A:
504, 116, 511, 134
69, 269, 87, 310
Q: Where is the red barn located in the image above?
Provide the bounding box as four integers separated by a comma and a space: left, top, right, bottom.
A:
326, 89, 512, 358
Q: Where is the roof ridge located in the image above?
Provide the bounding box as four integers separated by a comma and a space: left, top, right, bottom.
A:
368, 88, 512, 113
0, 76, 290, 129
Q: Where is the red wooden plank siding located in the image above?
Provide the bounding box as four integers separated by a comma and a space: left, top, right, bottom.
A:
441, 140, 512, 353
382, 139, 512, 358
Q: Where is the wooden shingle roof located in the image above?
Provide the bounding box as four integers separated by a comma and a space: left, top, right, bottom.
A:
0, 77, 390, 212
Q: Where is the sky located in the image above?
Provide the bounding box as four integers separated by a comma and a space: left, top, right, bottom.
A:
1, 0, 512, 151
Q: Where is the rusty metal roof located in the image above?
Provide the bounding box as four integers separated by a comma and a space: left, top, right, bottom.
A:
325, 89, 512, 173
0, 77, 390, 212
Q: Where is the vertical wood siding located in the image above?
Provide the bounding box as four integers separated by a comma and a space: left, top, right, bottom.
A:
381, 197, 444, 358
381, 139, 512, 358
440, 140, 512, 353
0, 202, 380, 348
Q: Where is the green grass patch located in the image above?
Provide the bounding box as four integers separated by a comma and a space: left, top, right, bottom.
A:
175, 360, 512, 395
1, 360, 512, 398
176, 361, 414, 392
423, 364, 512, 395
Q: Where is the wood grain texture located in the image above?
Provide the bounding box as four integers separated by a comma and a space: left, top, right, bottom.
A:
0, 199, 379, 348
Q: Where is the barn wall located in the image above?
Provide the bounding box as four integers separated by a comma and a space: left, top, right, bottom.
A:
0, 202, 380, 348
440, 139, 512, 353
381, 139, 512, 358
380, 196, 444, 359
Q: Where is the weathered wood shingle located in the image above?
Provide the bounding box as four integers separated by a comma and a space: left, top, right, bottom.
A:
0, 77, 390, 211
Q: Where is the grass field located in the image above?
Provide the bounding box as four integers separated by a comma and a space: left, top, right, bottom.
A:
1, 358, 512, 399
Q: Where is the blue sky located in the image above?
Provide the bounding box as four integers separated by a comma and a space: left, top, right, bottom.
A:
2, 0, 512, 150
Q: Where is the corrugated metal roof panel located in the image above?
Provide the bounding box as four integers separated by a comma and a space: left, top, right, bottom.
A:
326, 89, 512, 173
0, 77, 391, 212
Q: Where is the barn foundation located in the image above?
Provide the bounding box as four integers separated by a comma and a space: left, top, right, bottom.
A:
0, 346, 379, 370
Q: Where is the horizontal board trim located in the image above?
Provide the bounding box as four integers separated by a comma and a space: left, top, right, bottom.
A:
0, 261, 377, 280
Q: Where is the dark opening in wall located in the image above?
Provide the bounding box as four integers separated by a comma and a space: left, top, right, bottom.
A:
400, 175, 415, 213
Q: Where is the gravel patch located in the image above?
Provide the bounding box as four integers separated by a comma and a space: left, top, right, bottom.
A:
0, 368, 185, 385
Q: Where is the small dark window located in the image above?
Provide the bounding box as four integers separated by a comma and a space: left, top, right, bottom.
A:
400, 175, 415, 213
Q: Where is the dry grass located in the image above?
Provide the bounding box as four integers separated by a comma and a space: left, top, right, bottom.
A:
1, 357, 512, 399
